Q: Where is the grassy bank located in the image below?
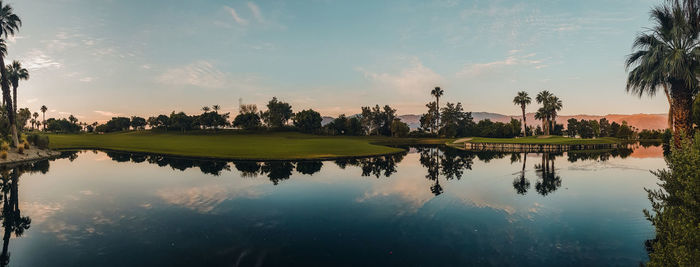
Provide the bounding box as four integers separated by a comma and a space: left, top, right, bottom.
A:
47, 131, 448, 160
456, 136, 620, 145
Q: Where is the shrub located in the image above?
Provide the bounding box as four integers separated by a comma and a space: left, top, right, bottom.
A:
0, 142, 8, 151
0, 151, 6, 159
27, 134, 49, 149
17, 146, 24, 154
23, 141, 30, 149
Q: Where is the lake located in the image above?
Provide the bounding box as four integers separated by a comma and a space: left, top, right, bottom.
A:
0, 144, 665, 266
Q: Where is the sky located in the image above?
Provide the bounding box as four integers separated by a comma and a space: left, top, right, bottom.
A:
9, 0, 666, 122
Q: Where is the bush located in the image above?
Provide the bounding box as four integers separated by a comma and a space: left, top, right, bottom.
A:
23, 141, 30, 149
0, 142, 8, 151
17, 146, 24, 154
27, 134, 49, 149
644, 133, 700, 265
0, 151, 6, 159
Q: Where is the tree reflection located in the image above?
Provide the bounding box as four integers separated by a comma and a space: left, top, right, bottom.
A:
417, 146, 475, 196
512, 153, 530, 195
333, 154, 405, 178
261, 161, 294, 185
0, 161, 48, 267
534, 153, 562, 196
295, 161, 323, 175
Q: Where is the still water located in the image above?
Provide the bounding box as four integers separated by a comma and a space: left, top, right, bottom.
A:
0, 145, 665, 266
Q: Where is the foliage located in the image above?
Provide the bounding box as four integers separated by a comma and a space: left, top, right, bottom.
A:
95, 117, 130, 133
130, 116, 147, 130
261, 97, 293, 128
420, 101, 439, 133
293, 109, 322, 133
147, 114, 170, 130
361, 105, 396, 136
0, 150, 5, 159
233, 112, 262, 130
27, 133, 48, 149
197, 111, 230, 130
438, 102, 475, 138
169, 112, 196, 132
0, 141, 7, 151
46, 118, 81, 133
390, 119, 410, 137
15, 107, 29, 129
644, 133, 700, 266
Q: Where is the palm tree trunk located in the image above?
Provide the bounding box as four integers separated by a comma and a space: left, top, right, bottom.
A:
663, 85, 673, 130
12, 84, 17, 115
670, 85, 693, 147
436, 97, 440, 132
0, 57, 19, 147
521, 105, 527, 136
42, 112, 45, 131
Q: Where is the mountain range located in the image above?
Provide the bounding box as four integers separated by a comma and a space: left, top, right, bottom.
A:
322, 113, 668, 130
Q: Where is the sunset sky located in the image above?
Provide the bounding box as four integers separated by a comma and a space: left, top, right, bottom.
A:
10, 0, 664, 122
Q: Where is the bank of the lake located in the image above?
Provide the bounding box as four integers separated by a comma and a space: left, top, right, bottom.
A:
0, 147, 61, 166
449, 136, 624, 152
46, 131, 448, 160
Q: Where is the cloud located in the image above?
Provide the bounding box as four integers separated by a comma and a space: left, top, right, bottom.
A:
94, 110, 121, 117
21, 50, 62, 71
456, 51, 545, 77
156, 61, 232, 89
358, 58, 442, 96
79, 77, 95, 82
224, 6, 248, 25
248, 2, 264, 23
26, 98, 38, 104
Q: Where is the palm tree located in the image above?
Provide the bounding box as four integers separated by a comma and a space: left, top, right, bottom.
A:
626, 3, 700, 145
201, 106, 210, 112
212, 105, 220, 113
6, 60, 27, 115
535, 91, 552, 134
512, 91, 531, 136
40, 105, 47, 131
0, 1, 21, 147
430, 86, 444, 132
545, 95, 563, 134
534, 108, 546, 135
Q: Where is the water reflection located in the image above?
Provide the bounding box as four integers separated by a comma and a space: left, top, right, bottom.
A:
96, 145, 657, 198
0, 145, 663, 266
0, 158, 59, 267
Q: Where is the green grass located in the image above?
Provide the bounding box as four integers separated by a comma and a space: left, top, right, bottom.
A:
46, 131, 448, 160
457, 136, 620, 145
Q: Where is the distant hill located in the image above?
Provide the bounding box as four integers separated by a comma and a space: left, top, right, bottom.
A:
473, 112, 668, 130
322, 113, 668, 131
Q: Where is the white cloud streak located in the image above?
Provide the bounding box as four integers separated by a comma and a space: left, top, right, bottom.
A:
224, 6, 248, 25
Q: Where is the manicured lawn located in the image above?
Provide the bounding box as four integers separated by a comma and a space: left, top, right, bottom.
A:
46, 131, 447, 160
458, 136, 620, 145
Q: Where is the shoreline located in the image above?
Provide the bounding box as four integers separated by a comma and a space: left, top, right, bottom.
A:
0, 148, 62, 166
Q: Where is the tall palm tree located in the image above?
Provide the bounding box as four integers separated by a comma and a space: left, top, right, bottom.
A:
430, 86, 444, 132
512, 91, 531, 136
212, 105, 220, 113
6, 60, 27, 115
534, 108, 547, 135
201, 106, 210, 112
0, 1, 21, 147
40, 105, 47, 131
536, 91, 552, 134
626, 3, 700, 145
545, 95, 563, 134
